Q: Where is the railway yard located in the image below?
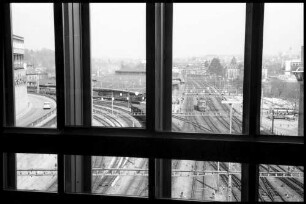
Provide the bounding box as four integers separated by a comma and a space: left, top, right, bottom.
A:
16, 74, 303, 202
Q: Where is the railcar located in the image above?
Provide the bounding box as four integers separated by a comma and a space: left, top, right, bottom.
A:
197, 98, 206, 112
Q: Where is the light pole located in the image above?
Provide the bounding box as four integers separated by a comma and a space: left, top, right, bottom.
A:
127, 92, 130, 109
36, 74, 39, 94
228, 162, 232, 202
111, 91, 114, 115
221, 100, 241, 134
271, 109, 275, 134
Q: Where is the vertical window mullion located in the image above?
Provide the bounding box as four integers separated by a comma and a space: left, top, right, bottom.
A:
54, 2, 65, 195
63, 2, 91, 194
155, 2, 173, 199
2, 3, 16, 191
0, 3, 3, 193
155, 3, 172, 132
242, 3, 264, 202
146, 2, 156, 132
147, 2, 156, 201
80, 3, 92, 193
80, 3, 91, 128
3, 3, 15, 127
3, 153, 16, 190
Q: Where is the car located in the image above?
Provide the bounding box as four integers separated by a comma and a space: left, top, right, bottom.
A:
43, 102, 51, 109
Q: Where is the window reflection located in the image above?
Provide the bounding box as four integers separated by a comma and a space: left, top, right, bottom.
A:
17, 153, 57, 192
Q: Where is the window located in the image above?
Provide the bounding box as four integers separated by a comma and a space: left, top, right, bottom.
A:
1, 2, 303, 204
11, 3, 57, 128
260, 3, 304, 136
92, 156, 148, 197
16, 153, 57, 192
172, 3, 246, 134
258, 164, 304, 202
90, 3, 146, 128
172, 160, 241, 202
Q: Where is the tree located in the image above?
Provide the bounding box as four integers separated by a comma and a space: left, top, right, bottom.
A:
24, 48, 55, 73
270, 78, 287, 97
208, 58, 224, 77
204, 60, 210, 68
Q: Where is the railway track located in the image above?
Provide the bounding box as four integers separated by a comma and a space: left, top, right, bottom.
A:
209, 162, 240, 202
259, 165, 286, 202
268, 165, 304, 198
181, 82, 225, 133
202, 113, 221, 133
207, 99, 239, 133
219, 163, 241, 191
172, 114, 212, 132
93, 114, 112, 126
190, 161, 206, 200
276, 165, 304, 189
92, 157, 125, 194
93, 104, 139, 127
202, 80, 242, 133
93, 107, 129, 127
121, 158, 148, 197
187, 79, 242, 134
46, 178, 57, 192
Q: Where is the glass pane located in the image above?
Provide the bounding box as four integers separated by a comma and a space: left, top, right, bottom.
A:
259, 164, 304, 202
172, 160, 241, 202
11, 3, 57, 128
92, 156, 148, 197
17, 153, 57, 192
90, 3, 146, 128
260, 3, 304, 136
172, 3, 246, 134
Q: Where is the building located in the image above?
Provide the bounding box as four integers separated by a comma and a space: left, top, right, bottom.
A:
262, 66, 268, 81
284, 59, 302, 76
26, 67, 48, 87
115, 62, 146, 75
226, 57, 241, 80
13, 34, 29, 116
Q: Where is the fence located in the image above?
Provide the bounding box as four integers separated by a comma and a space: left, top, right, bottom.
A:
27, 93, 57, 127
28, 108, 57, 127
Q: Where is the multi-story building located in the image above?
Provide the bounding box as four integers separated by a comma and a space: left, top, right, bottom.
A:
26, 67, 48, 87
226, 57, 240, 80
284, 59, 302, 76
13, 35, 29, 116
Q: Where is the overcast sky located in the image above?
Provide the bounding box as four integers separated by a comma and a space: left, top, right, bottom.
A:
12, 3, 55, 51
90, 3, 146, 59
263, 3, 304, 56
12, 3, 303, 59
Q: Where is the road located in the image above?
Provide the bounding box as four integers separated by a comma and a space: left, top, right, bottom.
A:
16, 94, 56, 127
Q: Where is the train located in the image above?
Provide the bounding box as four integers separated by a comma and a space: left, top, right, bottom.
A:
196, 98, 206, 112
267, 108, 297, 120
27, 84, 56, 95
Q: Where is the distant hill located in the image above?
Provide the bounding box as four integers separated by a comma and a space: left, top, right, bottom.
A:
24, 48, 55, 73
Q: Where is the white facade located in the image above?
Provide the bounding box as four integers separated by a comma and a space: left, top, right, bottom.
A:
13, 35, 29, 117
285, 59, 302, 75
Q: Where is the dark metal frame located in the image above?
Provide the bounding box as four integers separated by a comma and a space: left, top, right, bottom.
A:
1, 2, 304, 204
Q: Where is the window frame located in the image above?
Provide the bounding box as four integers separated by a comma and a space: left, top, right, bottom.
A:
1, 1, 304, 204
